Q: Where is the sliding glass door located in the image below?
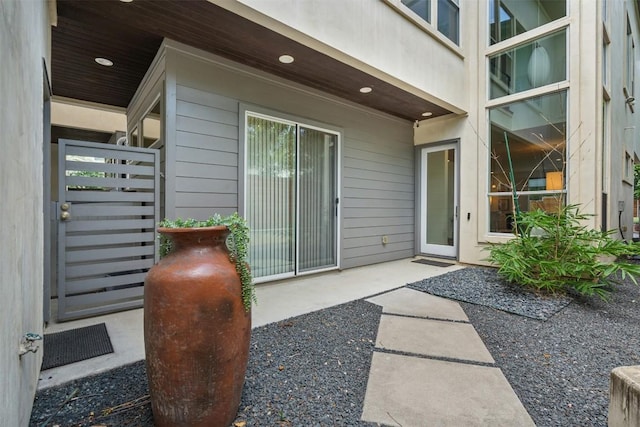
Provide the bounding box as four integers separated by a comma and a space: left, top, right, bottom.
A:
245, 113, 338, 280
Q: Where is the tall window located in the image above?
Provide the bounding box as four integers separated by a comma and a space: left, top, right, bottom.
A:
486, 0, 568, 234
488, 91, 567, 233
245, 113, 339, 280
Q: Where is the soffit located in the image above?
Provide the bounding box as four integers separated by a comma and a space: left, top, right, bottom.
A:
53, 0, 453, 122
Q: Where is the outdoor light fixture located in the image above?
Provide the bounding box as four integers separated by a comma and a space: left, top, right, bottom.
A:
278, 55, 294, 64
359, 87, 372, 93
421, 112, 433, 117
94, 57, 113, 67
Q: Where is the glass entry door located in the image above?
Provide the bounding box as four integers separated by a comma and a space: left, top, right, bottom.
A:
245, 114, 338, 280
420, 143, 458, 257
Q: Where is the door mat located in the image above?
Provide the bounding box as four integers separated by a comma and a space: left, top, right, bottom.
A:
412, 258, 456, 267
42, 323, 114, 370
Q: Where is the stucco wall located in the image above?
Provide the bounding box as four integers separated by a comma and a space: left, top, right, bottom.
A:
0, 0, 50, 424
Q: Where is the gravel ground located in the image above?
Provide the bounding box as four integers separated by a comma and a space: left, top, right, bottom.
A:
463, 272, 640, 427
30, 267, 640, 426
30, 299, 381, 427
408, 267, 572, 320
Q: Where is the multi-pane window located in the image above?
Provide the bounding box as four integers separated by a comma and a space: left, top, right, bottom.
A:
398, 0, 459, 45
488, 91, 568, 233
486, 0, 569, 234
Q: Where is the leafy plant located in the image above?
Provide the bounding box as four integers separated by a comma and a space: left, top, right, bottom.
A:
487, 203, 640, 300
158, 213, 255, 311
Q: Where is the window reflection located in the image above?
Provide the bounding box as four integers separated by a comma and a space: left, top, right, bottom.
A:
488, 91, 567, 232
489, 0, 566, 45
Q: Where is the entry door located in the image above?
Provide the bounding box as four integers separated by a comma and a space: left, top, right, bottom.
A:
245, 114, 339, 281
56, 139, 159, 321
420, 143, 458, 257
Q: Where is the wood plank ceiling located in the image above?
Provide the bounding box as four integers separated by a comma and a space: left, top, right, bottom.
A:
53, 0, 453, 121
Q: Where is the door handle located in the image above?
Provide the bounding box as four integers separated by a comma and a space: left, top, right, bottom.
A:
60, 211, 71, 221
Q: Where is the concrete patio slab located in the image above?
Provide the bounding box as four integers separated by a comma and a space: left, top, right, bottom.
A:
361, 352, 535, 427
38, 258, 460, 389
366, 287, 468, 321
375, 315, 495, 364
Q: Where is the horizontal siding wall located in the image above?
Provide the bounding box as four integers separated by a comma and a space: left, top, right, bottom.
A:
167, 44, 414, 269
174, 84, 239, 219
341, 130, 414, 268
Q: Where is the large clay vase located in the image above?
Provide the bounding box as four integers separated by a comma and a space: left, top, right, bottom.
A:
144, 226, 251, 427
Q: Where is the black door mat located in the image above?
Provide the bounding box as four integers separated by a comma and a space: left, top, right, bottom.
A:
42, 323, 114, 370
412, 258, 455, 267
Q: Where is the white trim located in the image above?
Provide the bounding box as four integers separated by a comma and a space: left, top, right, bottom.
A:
485, 81, 570, 109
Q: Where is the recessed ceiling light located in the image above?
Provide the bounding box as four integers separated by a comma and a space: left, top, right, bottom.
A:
95, 57, 113, 67
421, 111, 433, 117
120, 0, 133, 2
279, 55, 294, 64
359, 87, 372, 94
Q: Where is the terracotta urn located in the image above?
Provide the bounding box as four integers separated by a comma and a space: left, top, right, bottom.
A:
144, 226, 251, 427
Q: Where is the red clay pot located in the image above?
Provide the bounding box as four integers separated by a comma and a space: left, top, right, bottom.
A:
144, 226, 251, 427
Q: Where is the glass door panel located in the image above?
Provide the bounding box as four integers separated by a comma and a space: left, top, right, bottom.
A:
246, 116, 296, 278
421, 145, 458, 257
298, 127, 337, 272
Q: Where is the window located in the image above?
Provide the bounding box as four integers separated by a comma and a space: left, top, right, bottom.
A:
625, 15, 635, 100
438, 0, 459, 44
603, 27, 610, 90
245, 113, 339, 280
402, 0, 430, 23
141, 99, 161, 148
489, 0, 566, 45
396, 0, 459, 45
624, 152, 633, 184
489, 30, 566, 99
488, 91, 567, 233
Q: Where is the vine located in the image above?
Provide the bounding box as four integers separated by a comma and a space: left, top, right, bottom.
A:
158, 213, 255, 311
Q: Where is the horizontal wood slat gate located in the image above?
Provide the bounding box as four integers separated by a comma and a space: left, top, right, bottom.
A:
57, 139, 160, 321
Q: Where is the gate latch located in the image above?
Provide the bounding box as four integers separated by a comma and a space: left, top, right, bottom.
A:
19, 332, 43, 357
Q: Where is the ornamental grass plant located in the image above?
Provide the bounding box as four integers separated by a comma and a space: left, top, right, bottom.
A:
487, 203, 640, 300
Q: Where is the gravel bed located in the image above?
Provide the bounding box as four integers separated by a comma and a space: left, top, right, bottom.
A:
409, 267, 573, 320
30, 299, 381, 426
463, 270, 640, 427
30, 267, 640, 427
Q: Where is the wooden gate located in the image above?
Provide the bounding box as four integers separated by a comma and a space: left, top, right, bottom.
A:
56, 139, 159, 321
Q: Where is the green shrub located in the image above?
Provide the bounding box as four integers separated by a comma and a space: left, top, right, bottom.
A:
487, 204, 640, 300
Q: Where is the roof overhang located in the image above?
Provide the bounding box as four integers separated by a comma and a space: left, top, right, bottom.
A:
53, 0, 455, 122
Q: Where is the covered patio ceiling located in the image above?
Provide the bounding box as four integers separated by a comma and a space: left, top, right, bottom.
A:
53, 0, 453, 122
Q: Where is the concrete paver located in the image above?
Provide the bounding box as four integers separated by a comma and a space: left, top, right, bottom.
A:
375, 315, 495, 364
361, 352, 535, 427
366, 287, 468, 321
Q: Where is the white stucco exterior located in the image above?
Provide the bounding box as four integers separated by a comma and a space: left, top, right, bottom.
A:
0, 0, 52, 424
